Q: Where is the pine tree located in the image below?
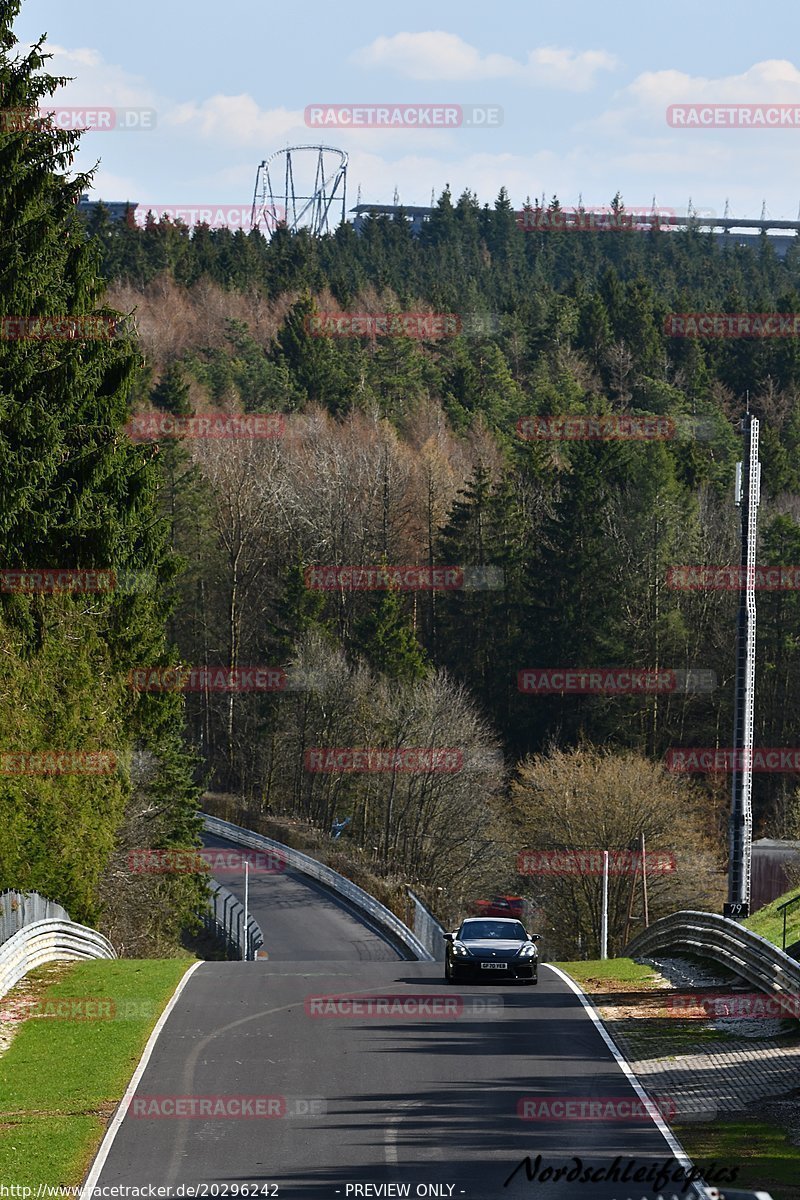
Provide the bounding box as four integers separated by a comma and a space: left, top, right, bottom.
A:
353, 584, 428, 682
522, 442, 630, 749
0, 4, 204, 939
151, 362, 193, 414
435, 459, 545, 752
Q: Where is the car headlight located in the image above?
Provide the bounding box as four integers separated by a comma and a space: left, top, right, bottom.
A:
518, 944, 537, 957
452, 942, 470, 957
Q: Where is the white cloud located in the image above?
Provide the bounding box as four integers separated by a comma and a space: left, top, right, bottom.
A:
353, 32, 517, 81
163, 95, 481, 155
43, 42, 157, 108
353, 32, 616, 91
165, 95, 300, 147
629, 59, 800, 108
81, 169, 141, 201
524, 47, 617, 92
589, 59, 800, 136
569, 58, 800, 217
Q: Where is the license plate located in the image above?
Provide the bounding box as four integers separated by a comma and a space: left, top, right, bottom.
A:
481, 962, 507, 969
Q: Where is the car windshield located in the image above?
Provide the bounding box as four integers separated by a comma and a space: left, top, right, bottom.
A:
459, 920, 526, 941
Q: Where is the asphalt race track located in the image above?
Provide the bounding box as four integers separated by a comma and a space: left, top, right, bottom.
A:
202, 831, 402, 963
89, 834, 704, 1200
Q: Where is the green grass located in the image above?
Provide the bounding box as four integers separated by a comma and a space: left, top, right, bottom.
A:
549, 957, 665, 990
744, 887, 800, 950
0, 958, 192, 1186
675, 1115, 800, 1200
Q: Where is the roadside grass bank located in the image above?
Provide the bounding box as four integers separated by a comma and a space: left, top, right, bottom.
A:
744, 887, 800, 950
550, 957, 743, 1053
549, 957, 665, 989
0, 958, 192, 1186
553, 954, 800, 1054
673, 1114, 800, 1200
556, 958, 800, 1199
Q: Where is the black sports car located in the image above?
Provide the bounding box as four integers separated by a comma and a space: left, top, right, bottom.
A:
444, 917, 540, 984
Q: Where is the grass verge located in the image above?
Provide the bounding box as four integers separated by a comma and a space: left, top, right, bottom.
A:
744, 887, 800, 950
549, 957, 666, 990
557, 959, 800, 1196
674, 1115, 800, 1200
0, 958, 192, 1186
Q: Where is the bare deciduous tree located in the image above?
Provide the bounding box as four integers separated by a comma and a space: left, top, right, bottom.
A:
510, 746, 724, 959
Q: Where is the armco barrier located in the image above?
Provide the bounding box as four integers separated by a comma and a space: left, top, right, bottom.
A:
625, 909, 800, 998
0, 919, 116, 1002
201, 813, 433, 961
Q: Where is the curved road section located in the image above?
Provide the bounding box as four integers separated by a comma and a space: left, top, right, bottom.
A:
90, 833, 704, 1199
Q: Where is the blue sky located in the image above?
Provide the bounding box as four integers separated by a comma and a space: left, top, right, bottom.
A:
11, 0, 800, 223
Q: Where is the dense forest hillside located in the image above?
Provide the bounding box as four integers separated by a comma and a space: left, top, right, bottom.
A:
83, 193, 800, 950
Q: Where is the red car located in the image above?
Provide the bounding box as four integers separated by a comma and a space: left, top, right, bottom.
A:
469, 894, 526, 918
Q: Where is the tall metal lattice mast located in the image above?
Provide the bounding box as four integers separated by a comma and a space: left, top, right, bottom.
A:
250, 146, 348, 237
726, 413, 761, 919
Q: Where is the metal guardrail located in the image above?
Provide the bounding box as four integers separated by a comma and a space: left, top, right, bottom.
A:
205, 880, 264, 961
0, 919, 117, 1002
201, 814, 433, 961
0, 889, 70, 946
408, 890, 446, 961
625, 910, 800, 997
775, 890, 800, 952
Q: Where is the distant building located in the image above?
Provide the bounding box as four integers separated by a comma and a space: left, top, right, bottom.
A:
751, 839, 800, 911
351, 204, 432, 236
77, 194, 138, 223
351, 202, 800, 258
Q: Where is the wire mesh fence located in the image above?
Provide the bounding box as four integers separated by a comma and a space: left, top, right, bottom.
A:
203, 880, 264, 961
408, 890, 446, 961
0, 890, 71, 947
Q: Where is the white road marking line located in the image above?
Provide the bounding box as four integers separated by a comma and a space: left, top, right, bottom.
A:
82, 959, 204, 1190
544, 965, 708, 1199
385, 1100, 421, 1167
